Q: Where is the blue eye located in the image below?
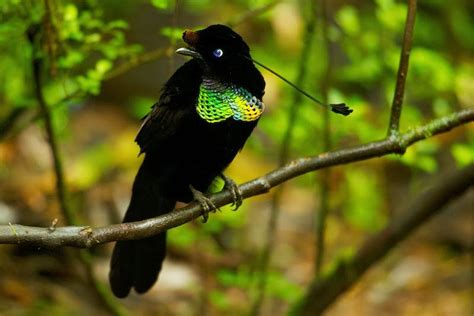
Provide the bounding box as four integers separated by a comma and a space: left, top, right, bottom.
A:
213, 48, 223, 58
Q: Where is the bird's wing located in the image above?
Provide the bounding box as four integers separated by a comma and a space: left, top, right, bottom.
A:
135, 60, 202, 154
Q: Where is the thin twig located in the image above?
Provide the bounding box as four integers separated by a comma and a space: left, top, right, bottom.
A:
104, 47, 171, 80
32, 19, 73, 226
43, 0, 58, 77
227, 0, 281, 27
250, 3, 318, 315
29, 15, 125, 315
387, 0, 417, 135
291, 163, 474, 315
314, 0, 332, 276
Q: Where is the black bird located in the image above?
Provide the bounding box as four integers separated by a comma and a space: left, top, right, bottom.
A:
109, 24, 265, 298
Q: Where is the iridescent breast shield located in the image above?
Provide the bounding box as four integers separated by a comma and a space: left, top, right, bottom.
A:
197, 78, 264, 123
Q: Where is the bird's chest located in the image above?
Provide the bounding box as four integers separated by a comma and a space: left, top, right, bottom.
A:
157, 80, 262, 194
188, 79, 263, 159
185, 115, 254, 160
196, 78, 264, 124
164, 116, 256, 199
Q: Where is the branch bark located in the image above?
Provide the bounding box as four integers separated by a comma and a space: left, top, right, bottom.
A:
291, 162, 474, 316
1, 108, 472, 248
387, 0, 417, 135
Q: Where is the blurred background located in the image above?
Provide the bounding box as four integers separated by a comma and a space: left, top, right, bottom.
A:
0, 0, 473, 315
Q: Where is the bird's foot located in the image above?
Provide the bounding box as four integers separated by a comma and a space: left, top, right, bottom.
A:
220, 174, 243, 211
189, 185, 220, 223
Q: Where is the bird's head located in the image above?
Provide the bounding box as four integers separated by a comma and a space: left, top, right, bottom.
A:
176, 24, 264, 96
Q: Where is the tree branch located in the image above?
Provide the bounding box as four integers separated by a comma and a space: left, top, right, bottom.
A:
387, 0, 417, 135
1, 108, 472, 248
291, 162, 474, 315
30, 21, 73, 225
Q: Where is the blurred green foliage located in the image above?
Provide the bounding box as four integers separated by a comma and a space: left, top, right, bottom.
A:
0, 0, 472, 314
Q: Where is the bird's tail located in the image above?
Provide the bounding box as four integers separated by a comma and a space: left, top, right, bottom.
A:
109, 155, 175, 298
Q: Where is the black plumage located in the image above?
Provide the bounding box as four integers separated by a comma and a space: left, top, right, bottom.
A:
109, 24, 265, 298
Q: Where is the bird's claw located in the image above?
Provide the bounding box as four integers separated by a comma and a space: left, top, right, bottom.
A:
189, 185, 220, 223
220, 174, 243, 211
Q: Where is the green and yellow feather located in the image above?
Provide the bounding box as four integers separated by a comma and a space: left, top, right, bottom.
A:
197, 78, 264, 123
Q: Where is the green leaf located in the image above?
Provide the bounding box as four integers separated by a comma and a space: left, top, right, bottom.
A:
151, 0, 173, 10
107, 20, 129, 30
168, 225, 199, 247
451, 143, 474, 167
336, 6, 360, 35
209, 290, 231, 310
76, 75, 101, 95
84, 33, 101, 44
399, 141, 439, 173
160, 26, 183, 41
63, 4, 78, 21
216, 267, 302, 303
58, 51, 84, 69
410, 48, 455, 95
266, 271, 303, 302
375, 0, 407, 32
343, 169, 386, 232
95, 59, 112, 75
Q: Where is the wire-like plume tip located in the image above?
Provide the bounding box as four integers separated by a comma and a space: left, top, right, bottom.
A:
330, 103, 353, 116
248, 55, 353, 117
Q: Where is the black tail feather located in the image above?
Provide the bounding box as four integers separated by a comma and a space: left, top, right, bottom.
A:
109, 156, 175, 298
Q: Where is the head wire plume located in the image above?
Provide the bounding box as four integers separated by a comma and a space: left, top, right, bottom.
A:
246, 56, 353, 116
